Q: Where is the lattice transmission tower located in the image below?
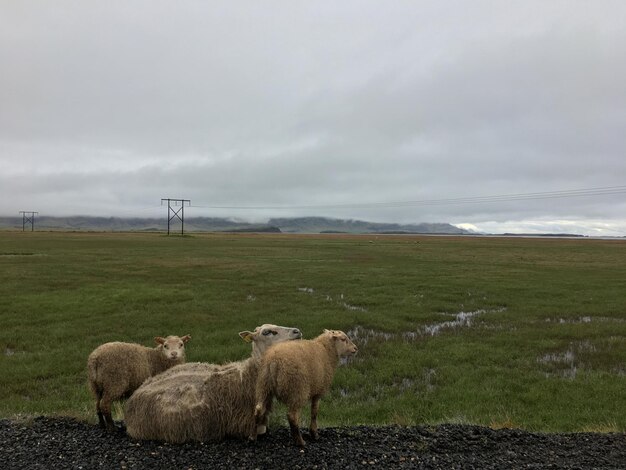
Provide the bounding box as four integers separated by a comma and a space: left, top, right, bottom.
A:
19, 211, 38, 232
161, 199, 191, 235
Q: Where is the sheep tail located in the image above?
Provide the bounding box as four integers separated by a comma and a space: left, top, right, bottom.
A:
87, 356, 102, 397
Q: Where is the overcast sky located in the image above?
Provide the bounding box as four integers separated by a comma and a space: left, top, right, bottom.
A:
1, 1, 625, 235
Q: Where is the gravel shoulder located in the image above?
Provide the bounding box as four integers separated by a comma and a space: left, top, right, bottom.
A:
1, 417, 625, 469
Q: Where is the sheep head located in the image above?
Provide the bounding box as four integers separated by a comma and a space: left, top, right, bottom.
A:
239, 324, 302, 359
154, 335, 191, 361
324, 329, 358, 358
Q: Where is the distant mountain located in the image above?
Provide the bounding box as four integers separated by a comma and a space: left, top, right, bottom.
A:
0, 216, 166, 232
268, 217, 470, 234
0, 216, 470, 235
0, 216, 259, 232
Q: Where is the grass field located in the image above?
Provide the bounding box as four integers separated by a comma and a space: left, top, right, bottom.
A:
1, 231, 625, 432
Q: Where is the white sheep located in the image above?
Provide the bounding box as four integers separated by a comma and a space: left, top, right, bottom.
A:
124, 324, 302, 443
87, 334, 191, 432
252, 329, 357, 446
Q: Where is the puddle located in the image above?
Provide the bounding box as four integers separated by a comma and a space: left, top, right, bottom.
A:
347, 326, 397, 345
342, 302, 367, 312
391, 370, 437, 392
423, 310, 486, 336
538, 340, 597, 379
544, 316, 625, 324
539, 350, 576, 365
0, 252, 37, 257
297, 287, 368, 312
347, 308, 505, 345
340, 369, 437, 398
545, 316, 591, 324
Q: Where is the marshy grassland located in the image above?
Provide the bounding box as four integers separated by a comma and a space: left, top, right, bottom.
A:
1, 231, 625, 432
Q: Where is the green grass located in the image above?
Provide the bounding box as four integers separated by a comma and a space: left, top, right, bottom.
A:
1, 231, 625, 432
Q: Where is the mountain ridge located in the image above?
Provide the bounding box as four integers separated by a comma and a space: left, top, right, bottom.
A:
0, 216, 470, 234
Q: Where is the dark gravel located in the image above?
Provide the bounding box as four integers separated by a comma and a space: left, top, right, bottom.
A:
1, 417, 624, 469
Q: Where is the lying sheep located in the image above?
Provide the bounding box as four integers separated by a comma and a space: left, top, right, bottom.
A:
87, 335, 191, 432
135, 323, 302, 385
124, 324, 301, 443
252, 329, 357, 447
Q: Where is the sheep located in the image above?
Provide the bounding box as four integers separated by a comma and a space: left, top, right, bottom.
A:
87, 334, 191, 432
135, 323, 301, 385
252, 329, 357, 447
123, 324, 302, 443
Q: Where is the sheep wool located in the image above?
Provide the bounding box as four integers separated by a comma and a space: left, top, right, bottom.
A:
253, 329, 357, 447
124, 324, 302, 443
87, 334, 190, 432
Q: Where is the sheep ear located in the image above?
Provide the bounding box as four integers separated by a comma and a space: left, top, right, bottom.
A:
155, 337, 166, 345
330, 330, 343, 339
181, 335, 191, 343
239, 331, 255, 343
323, 329, 330, 334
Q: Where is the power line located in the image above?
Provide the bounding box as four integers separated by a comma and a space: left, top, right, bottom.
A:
189, 185, 626, 211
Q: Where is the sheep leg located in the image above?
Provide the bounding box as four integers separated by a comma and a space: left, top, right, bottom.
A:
252, 393, 274, 440
256, 398, 273, 437
94, 391, 106, 429
287, 408, 305, 447
99, 394, 117, 433
104, 412, 117, 433
309, 396, 321, 440
96, 408, 107, 429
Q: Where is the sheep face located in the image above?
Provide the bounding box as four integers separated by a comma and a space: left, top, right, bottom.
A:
238, 324, 302, 356
325, 329, 358, 357
155, 335, 191, 361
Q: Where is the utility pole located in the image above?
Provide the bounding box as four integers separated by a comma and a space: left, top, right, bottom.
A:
161, 199, 191, 235
19, 211, 38, 232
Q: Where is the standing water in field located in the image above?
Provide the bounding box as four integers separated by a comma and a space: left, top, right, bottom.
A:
348, 308, 506, 345
422, 310, 486, 336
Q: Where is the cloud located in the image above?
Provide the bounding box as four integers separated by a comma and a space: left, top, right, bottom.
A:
1, 1, 625, 235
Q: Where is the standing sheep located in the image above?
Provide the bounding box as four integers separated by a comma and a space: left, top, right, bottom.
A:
87, 334, 191, 432
252, 329, 357, 447
124, 324, 301, 443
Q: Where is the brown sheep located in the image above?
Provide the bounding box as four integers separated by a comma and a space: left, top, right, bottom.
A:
124, 324, 301, 443
252, 329, 357, 446
87, 335, 191, 432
